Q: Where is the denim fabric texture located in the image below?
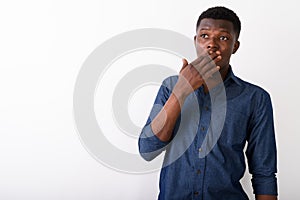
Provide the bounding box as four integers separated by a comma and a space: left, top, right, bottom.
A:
139, 67, 278, 200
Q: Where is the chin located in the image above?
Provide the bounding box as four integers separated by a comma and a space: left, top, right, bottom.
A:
220, 65, 230, 71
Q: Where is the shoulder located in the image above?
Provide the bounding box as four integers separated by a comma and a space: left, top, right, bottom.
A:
233, 76, 273, 114
161, 75, 179, 90
234, 76, 271, 99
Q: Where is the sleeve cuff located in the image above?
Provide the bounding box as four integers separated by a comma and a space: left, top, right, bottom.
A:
252, 175, 278, 195
138, 124, 169, 161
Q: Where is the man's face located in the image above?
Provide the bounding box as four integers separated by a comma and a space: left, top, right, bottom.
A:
194, 18, 240, 71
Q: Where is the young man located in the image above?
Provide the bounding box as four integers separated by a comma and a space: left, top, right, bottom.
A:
139, 6, 278, 200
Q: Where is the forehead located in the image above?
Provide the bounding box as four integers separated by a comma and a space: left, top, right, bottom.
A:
197, 18, 234, 33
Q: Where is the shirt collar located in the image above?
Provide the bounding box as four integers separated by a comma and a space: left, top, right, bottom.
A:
223, 66, 242, 86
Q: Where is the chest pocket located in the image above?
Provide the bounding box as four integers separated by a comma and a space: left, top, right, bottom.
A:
219, 104, 250, 150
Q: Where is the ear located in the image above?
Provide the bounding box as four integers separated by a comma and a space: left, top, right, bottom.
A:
194, 35, 197, 46
232, 40, 240, 54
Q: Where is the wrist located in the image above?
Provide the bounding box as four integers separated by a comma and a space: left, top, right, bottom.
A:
172, 87, 189, 105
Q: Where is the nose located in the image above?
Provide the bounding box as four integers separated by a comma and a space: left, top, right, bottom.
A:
207, 38, 218, 51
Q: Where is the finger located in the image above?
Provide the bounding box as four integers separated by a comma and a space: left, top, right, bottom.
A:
191, 50, 220, 72
208, 50, 221, 57
192, 49, 220, 66
202, 51, 221, 66
202, 66, 220, 80
190, 53, 206, 67
182, 58, 188, 67
179, 58, 189, 73
203, 55, 222, 72
190, 48, 210, 66
193, 55, 221, 75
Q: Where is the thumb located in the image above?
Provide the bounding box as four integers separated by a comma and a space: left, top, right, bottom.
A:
180, 58, 189, 73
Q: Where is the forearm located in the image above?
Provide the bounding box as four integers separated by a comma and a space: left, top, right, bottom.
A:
256, 195, 277, 200
149, 54, 221, 142
151, 91, 186, 142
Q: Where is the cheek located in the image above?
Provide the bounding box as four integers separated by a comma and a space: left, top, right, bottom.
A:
195, 45, 207, 57
221, 46, 234, 57
195, 42, 206, 51
217, 47, 233, 64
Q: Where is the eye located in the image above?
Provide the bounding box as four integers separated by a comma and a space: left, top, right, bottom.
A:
200, 34, 208, 39
220, 36, 229, 41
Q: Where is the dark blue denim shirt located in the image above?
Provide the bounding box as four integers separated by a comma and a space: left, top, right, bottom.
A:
138, 67, 278, 200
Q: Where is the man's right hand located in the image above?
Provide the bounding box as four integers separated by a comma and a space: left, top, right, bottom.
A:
150, 51, 222, 142
174, 51, 222, 99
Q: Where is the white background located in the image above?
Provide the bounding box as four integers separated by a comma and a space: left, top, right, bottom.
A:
0, 0, 299, 199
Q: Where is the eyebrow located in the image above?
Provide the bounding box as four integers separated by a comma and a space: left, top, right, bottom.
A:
199, 27, 231, 34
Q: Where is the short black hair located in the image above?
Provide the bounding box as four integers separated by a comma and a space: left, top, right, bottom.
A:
196, 6, 241, 39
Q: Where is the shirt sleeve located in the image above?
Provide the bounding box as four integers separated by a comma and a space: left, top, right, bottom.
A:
138, 77, 175, 161
246, 89, 278, 195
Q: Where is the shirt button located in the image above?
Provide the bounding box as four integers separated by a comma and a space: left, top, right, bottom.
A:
198, 148, 202, 152
197, 169, 201, 174
194, 191, 199, 196
204, 106, 209, 111
201, 126, 205, 131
